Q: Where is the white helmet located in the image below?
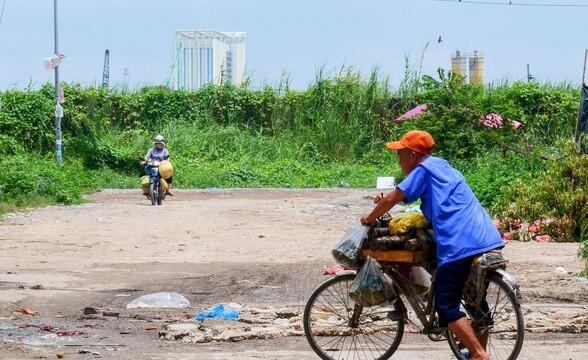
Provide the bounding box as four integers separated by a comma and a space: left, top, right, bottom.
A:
154, 134, 165, 144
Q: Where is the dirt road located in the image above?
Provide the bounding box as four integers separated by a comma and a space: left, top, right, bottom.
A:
0, 189, 586, 359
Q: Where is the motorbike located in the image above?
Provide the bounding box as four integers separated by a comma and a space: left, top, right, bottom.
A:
141, 159, 170, 206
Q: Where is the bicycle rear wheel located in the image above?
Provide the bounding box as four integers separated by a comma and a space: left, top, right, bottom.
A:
303, 274, 404, 360
447, 273, 524, 360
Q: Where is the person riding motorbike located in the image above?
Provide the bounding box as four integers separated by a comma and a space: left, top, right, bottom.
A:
141, 135, 173, 196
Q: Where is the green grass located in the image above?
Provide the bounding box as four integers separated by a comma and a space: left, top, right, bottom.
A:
0, 194, 61, 216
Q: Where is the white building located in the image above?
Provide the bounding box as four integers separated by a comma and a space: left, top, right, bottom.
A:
171, 30, 246, 90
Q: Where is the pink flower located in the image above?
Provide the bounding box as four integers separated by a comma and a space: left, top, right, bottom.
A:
529, 225, 539, 233
533, 220, 542, 231
535, 235, 551, 243
503, 231, 513, 241
493, 219, 501, 228
519, 223, 529, 232
480, 113, 504, 128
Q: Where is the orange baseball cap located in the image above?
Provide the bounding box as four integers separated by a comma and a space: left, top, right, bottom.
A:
386, 130, 435, 155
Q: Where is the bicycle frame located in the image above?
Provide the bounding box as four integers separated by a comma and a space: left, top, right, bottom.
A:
381, 264, 441, 334
380, 262, 522, 336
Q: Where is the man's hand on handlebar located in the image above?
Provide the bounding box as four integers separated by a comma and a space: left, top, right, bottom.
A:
360, 188, 406, 227
360, 216, 375, 226
360, 192, 385, 224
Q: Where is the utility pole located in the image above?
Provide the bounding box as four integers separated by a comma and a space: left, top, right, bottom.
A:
102, 49, 110, 88
575, 50, 588, 151
53, 0, 63, 165
122, 67, 129, 91
526, 64, 534, 82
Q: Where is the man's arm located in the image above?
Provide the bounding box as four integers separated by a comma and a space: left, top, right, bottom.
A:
144, 148, 152, 161
361, 188, 405, 225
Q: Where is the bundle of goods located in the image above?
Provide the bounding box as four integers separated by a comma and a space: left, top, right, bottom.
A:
331, 212, 435, 268
332, 212, 436, 307
366, 212, 435, 252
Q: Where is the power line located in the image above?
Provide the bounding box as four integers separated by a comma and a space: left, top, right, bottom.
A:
435, 0, 588, 7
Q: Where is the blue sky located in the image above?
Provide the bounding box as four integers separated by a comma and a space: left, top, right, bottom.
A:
0, 0, 587, 90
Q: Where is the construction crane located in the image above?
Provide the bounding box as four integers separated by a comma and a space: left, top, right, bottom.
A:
102, 49, 110, 88
122, 67, 129, 91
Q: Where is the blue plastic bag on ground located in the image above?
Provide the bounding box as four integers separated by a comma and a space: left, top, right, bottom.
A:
196, 304, 239, 321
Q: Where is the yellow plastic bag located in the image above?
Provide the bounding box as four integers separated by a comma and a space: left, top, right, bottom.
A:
159, 160, 174, 180
389, 212, 429, 235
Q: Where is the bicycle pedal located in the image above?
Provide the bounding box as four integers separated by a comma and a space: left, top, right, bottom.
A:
387, 310, 407, 321
427, 326, 448, 335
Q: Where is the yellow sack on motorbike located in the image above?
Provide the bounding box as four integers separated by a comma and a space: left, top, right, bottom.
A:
140, 176, 150, 188
389, 212, 430, 235
160, 178, 169, 192
159, 160, 174, 180
140, 176, 150, 194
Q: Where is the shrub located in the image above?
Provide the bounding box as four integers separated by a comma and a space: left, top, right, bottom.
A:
496, 141, 587, 245
454, 152, 545, 209
0, 155, 93, 206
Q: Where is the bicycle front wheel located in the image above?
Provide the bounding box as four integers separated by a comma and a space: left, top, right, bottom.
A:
447, 273, 524, 360
303, 274, 404, 360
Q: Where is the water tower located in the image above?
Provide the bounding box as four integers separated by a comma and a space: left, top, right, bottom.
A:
451, 50, 467, 78
451, 50, 484, 85
469, 51, 485, 85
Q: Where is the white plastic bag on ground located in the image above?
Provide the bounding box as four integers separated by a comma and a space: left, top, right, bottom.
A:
331, 221, 369, 268
127, 292, 190, 309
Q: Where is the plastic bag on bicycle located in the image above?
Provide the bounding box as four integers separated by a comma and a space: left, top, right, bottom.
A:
332, 221, 369, 268
388, 212, 430, 235
349, 257, 395, 306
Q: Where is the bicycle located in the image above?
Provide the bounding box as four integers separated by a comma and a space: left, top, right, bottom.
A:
303, 219, 524, 360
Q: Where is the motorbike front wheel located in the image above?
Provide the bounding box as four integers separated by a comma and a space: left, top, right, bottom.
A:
157, 184, 163, 205
149, 182, 157, 206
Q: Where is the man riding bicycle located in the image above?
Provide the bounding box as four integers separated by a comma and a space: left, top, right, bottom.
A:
360, 130, 504, 360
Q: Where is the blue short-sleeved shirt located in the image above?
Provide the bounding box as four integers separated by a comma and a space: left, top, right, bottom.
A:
396, 156, 504, 266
